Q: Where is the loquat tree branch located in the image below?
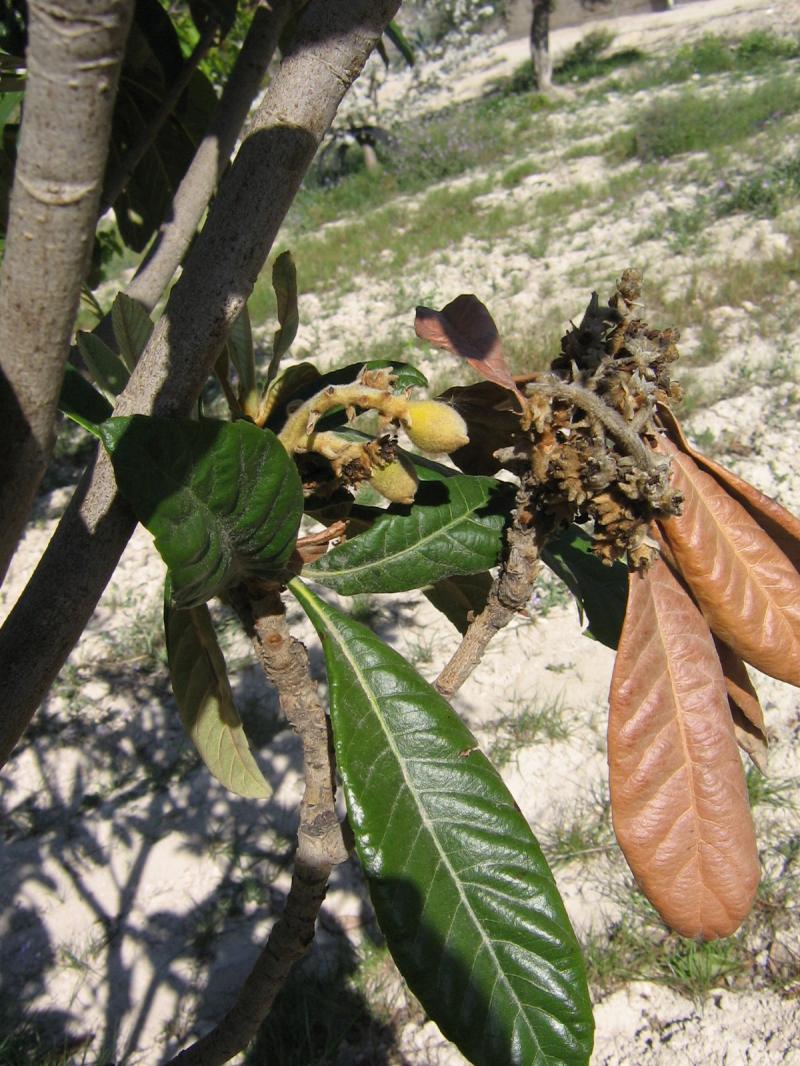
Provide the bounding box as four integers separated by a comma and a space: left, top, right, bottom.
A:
165, 587, 348, 1066
125, 0, 291, 313
0, 0, 134, 584
0, 0, 402, 769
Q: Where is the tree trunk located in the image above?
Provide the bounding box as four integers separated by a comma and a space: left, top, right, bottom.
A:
530, 0, 553, 94
0, 0, 134, 584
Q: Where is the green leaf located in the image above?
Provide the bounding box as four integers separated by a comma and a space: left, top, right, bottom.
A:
58, 365, 113, 429
303, 474, 510, 595
291, 580, 594, 1066
76, 331, 130, 397
542, 525, 628, 649
111, 292, 153, 372
165, 584, 270, 798
99, 416, 303, 607
272, 250, 299, 363
227, 304, 255, 398
385, 21, 415, 67
423, 571, 493, 634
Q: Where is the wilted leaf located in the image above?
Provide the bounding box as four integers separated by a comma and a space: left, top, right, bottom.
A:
608, 558, 760, 939
658, 405, 800, 570
714, 637, 768, 774
165, 588, 270, 798
76, 331, 130, 397
227, 304, 255, 399
111, 292, 153, 373
542, 525, 628, 649
657, 437, 800, 686
415, 294, 523, 402
303, 475, 510, 595
99, 417, 303, 607
291, 580, 594, 1066
440, 381, 525, 475
423, 571, 493, 634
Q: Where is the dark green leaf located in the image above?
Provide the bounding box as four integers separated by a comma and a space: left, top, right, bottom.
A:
111, 292, 153, 372
58, 365, 113, 429
303, 475, 510, 595
76, 331, 130, 397
291, 581, 594, 1066
165, 583, 270, 797
424, 571, 493, 634
99, 416, 303, 607
272, 250, 299, 363
385, 21, 415, 67
542, 525, 628, 649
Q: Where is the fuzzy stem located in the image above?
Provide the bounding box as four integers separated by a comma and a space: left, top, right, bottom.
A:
435, 504, 545, 701
278, 384, 407, 453
167, 588, 347, 1066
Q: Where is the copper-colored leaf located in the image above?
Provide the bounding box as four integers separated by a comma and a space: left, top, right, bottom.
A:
657, 437, 800, 686
657, 404, 800, 570
714, 637, 768, 774
608, 559, 760, 939
415, 295, 523, 403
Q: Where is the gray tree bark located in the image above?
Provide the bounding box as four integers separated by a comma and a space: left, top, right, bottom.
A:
125, 0, 291, 313
0, 0, 134, 584
0, 0, 402, 769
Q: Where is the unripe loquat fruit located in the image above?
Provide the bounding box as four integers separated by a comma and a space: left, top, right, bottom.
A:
369, 455, 419, 505
402, 400, 469, 454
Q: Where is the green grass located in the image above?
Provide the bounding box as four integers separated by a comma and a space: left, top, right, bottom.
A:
489, 694, 572, 766
634, 76, 800, 161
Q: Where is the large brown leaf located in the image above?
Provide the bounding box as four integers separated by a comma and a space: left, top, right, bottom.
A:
657, 437, 800, 686
714, 637, 768, 774
657, 405, 800, 570
415, 294, 524, 404
609, 559, 760, 939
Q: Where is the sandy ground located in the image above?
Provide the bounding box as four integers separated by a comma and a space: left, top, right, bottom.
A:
2, 1, 800, 1063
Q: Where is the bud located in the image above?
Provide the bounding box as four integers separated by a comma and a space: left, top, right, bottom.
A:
369, 455, 419, 505
402, 400, 469, 454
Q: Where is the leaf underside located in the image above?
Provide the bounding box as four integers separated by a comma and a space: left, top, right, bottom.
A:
303, 474, 508, 595
100, 416, 303, 607
292, 580, 594, 1066
165, 591, 270, 798
657, 438, 800, 686
608, 559, 760, 939
714, 637, 768, 773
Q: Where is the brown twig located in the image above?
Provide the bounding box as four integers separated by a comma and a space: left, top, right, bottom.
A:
166, 588, 347, 1066
435, 496, 545, 701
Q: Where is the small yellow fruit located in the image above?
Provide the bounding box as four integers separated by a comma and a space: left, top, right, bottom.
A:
402, 400, 469, 454
369, 456, 419, 504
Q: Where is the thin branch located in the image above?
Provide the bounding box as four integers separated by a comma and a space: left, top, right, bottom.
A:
435, 504, 545, 701
125, 0, 289, 312
165, 588, 347, 1066
0, 0, 401, 769
100, 19, 218, 213
0, 0, 134, 584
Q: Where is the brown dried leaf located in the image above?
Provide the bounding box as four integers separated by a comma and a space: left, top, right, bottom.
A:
657, 405, 800, 570
415, 295, 523, 403
439, 381, 524, 475
609, 558, 760, 939
714, 637, 769, 773
657, 437, 800, 686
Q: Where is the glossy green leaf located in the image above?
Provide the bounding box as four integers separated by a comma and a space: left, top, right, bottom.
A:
303, 474, 510, 595
542, 526, 628, 649
99, 416, 303, 607
423, 571, 493, 634
76, 330, 130, 397
58, 365, 113, 429
165, 584, 270, 798
111, 292, 153, 373
291, 580, 594, 1066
